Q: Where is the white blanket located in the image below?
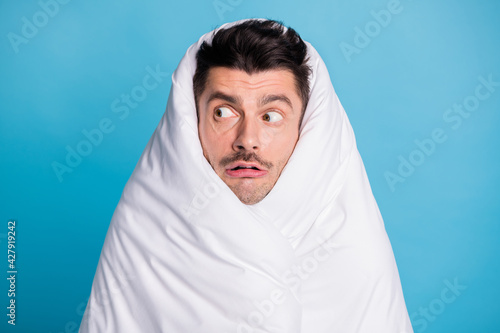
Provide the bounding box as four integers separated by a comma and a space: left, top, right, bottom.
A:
80, 20, 413, 333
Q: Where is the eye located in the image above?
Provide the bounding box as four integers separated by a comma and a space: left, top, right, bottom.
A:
214, 107, 236, 118
262, 111, 283, 123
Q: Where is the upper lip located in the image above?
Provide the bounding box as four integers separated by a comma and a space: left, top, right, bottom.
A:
225, 161, 265, 171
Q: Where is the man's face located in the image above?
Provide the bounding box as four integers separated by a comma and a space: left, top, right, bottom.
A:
197, 67, 303, 205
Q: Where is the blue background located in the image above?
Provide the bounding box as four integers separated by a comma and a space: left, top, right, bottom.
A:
1, 0, 499, 332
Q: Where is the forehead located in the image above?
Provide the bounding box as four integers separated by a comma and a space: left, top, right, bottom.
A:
202, 67, 301, 103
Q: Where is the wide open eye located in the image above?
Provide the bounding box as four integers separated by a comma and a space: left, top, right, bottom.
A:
214, 107, 236, 118
262, 111, 283, 123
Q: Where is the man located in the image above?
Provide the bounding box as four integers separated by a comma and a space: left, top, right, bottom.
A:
80, 19, 413, 332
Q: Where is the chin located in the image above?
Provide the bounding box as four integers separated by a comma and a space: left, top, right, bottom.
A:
227, 180, 273, 205
234, 191, 267, 205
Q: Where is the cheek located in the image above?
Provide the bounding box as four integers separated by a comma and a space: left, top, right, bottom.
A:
262, 126, 299, 156
199, 121, 215, 159
200, 124, 232, 162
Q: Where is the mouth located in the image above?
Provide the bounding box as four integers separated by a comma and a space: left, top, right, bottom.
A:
225, 162, 268, 178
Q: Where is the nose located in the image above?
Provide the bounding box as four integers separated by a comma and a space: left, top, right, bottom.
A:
232, 116, 261, 152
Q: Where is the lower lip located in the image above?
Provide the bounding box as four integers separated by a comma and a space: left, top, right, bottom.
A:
225, 168, 268, 178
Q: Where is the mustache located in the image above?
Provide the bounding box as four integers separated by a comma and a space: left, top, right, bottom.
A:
219, 151, 273, 170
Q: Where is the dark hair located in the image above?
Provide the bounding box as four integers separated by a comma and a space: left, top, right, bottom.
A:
193, 19, 311, 115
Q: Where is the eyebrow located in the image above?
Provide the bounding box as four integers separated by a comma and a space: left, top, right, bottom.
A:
259, 94, 293, 109
206, 91, 241, 105
206, 91, 293, 109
